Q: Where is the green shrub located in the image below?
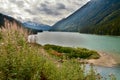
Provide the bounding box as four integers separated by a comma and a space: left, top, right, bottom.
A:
44, 44, 100, 59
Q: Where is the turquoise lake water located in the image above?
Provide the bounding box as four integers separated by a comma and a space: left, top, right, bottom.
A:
37, 32, 120, 79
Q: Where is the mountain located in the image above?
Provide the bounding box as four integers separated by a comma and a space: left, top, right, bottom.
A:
0, 13, 51, 34
23, 21, 51, 33
51, 0, 120, 35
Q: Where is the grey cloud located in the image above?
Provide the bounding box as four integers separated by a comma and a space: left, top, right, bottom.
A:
15, 1, 24, 8
25, 9, 39, 15
1, 11, 14, 16
57, 3, 66, 9
38, 3, 62, 16
10, 0, 24, 8
40, 3, 47, 8
40, 7, 61, 16
9, 0, 15, 2
16, 16, 24, 21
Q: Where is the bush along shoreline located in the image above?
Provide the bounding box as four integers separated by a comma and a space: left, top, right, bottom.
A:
0, 21, 116, 80
43, 44, 100, 59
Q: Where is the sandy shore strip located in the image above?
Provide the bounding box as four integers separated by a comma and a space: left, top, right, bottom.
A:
86, 51, 118, 67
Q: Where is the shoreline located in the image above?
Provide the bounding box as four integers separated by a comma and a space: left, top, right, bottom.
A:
86, 51, 118, 67
29, 39, 118, 67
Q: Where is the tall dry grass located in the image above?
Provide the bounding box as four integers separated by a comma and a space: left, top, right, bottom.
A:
0, 19, 28, 41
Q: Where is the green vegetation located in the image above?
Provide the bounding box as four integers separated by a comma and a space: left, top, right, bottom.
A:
0, 32, 2, 40
0, 21, 116, 80
44, 44, 100, 59
81, 10, 120, 36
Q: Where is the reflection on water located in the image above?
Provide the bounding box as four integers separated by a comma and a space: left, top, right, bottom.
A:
86, 64, 120, 79
37, 32, 120, 79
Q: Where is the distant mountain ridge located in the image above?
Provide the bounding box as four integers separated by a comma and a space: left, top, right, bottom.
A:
0, 13, 51, 34
51, 0, 120, 35
23, 21, 51, 33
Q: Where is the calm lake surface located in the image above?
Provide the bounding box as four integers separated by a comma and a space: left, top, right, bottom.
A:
37, 32, 120, 79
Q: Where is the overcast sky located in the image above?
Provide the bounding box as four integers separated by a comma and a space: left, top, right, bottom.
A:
0, 0, 90, 25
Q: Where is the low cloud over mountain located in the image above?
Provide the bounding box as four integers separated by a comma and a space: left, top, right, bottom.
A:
0, 0, 89, 25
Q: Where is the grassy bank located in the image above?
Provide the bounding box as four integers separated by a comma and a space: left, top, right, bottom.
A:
44, 44, 100, 59
0, 21, 116, 80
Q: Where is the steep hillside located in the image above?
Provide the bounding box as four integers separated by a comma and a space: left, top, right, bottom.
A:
0, 13, 21, 27
51, 0, 120, 35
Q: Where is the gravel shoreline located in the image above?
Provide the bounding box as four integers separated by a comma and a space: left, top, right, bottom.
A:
87, 51, 118, 67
